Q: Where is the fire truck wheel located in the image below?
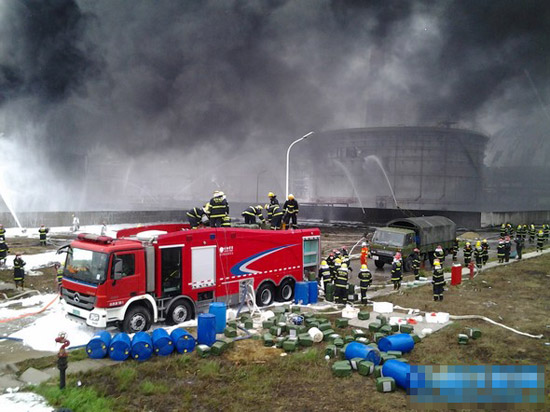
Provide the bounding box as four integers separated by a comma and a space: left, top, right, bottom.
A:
276, 279, 295, 302
168, 300, 193, 325
256, 283, 275, 307
123, 306, 152, 333
374, 260, 385, 269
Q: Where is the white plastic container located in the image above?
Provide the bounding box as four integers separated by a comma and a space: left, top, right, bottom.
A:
436, 312, 450, 323
260, 310, 275, 321
342, 305, 360, 319
425, 312, 439, 323
307, 327, 323, 343
373, 301, 393, 314
421, 328, 433, 337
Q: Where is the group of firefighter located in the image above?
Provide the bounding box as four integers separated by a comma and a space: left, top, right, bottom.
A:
319, 222, 550, 306
186, 191, 300, 230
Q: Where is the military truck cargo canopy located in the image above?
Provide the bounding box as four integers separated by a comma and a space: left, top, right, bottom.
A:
387, 216, 456, 247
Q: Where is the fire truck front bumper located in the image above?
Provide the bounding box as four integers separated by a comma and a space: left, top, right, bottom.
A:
63, 300, 108, 328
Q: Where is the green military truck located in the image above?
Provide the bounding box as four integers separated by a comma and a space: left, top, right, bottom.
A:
369, 216, 456, 271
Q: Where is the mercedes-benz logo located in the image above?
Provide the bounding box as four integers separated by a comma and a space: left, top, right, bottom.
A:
74, 293, 80, 303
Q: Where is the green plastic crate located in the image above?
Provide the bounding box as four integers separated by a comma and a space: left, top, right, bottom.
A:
333, 338, 344, 348
211, 341, 227, 356
332, 361, 352, 377
335, 318, 349, 328
325, 344, 338, 358
387, 350, 402, 358
410, 333, 421, 343
349, 357, 363, 371
376, 315, 388, 325
358, 360, 374, 376
399, 324, 414, 334
355, 337, 369, 344
263, 333, 274, 347
322, 329, 336, 341
369, 322, 382, 332
468, 328, 482, 339
272, 307, 286, 315
269, 326, 283, 337
458, 334, 469, 345
291, 306, 302, 313
224, 327, 237, 338
358, 311, 370, 320
374, 365, 383, 378
380, 353, 397, 364
262, 319, 275, 329
227, 320, 238, 329
283, 339, 298, 352
344, 335, 355, 344
352, 329, 367, 338
319, 322, 333, 331
376, 377, 396, 392
244, 320, 254, 330
275, 337, 286, 348
196, 344, 211, 358
298, 333, 313, 347
379, 325, 392, 335
374, 332, 385, 343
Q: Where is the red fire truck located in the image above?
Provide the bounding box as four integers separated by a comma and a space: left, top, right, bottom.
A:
60, 224, 321, 333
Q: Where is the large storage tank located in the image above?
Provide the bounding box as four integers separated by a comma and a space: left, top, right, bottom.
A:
292, 126, 488, 212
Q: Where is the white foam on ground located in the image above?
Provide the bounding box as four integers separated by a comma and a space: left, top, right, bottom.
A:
9, 301, 96, 352
0, 294, 57, 320
0, 392, 52, 412
3, 251, 62, 271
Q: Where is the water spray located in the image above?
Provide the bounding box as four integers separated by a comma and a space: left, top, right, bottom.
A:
364, 155, 399, 208
333, 159, 366, 214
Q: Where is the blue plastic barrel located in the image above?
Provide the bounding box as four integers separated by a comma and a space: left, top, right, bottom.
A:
131, 331, 153, 361
152, 328, 174, 356
382, 359, 411, 389
345, 341, 381, 365
197, 313, 216, 346
208, 302, 227, 334
308, 281, 318, 304
171, 328, 196, 354
86, 330, 111, 359
378, 333, 415, 353
109, 333, 131, 361
294, 282, 309, 305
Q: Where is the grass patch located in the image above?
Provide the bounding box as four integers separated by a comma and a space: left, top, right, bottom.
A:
35, 380, 114, 412
140, 380, 169, 396
115, 366, 137, 391
16, 349, 88, 376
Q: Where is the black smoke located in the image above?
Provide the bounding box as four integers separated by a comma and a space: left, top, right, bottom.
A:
0, 0, 549, 210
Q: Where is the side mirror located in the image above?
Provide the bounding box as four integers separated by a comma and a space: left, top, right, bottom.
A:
113, 258, 123, 280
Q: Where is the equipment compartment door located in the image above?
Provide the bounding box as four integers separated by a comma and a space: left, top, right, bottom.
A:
161, 247, 182, 297
191, 246, 216, 289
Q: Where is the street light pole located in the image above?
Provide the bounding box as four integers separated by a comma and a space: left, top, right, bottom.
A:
285, 131, 314, 199
256, 169, 267, 204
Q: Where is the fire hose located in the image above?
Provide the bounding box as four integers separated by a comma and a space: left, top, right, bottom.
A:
0, 294, 59, 323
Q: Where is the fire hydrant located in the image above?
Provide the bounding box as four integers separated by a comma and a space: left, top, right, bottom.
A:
468, 261, 475, 280
55, 332, 70, 389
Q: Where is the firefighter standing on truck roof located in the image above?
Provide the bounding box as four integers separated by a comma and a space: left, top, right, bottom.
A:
282, 194, 299, 229
206, 191, 229, 228
39, 224, 48, 246
358, 263, 372, 304
391, 255, 402, 291
242, 205, 264, 225
334, 263, 349, 304
186, 206, 206, 229
319, 260, 332, 291
411, 248, 421, 280
267, 203, 283, 230
268, 191, 279, 206
13, 253, 26, 290
432, 259, 445, 301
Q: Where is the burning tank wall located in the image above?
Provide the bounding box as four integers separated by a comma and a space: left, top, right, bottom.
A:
292, 127, 488, 212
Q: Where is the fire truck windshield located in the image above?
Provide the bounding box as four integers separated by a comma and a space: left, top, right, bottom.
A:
64, 247, 109, 285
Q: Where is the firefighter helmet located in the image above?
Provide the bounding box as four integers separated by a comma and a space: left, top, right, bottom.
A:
362, 242, 367, 247
256, 205, 263, 210
483, 239, 487, 243
268, 192, 275, 197
321, 260, 328, 268
288, 194, 294, 200
361, 264, 368, 270
334, 258, 342, 265
433, 259, 440, 265
341, 263, 348, 270
395, 252, 402, 260
466, 242, 471, 246
414, 248, 420, 253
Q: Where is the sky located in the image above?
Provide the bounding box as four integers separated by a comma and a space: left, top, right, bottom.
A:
0, 0, 549, 211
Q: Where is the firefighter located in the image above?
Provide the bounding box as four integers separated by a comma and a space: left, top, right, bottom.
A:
506, 223, 514, 237
342, 255, 352, 274
0, 224, 5, 241
206, 191, 229, 228
358, 264, 372, 304
496, 238, 505, 263
463, 242, 473, 267
341, 246, 349, 258
55, 262, 63, 292
516, 224, 523, 240
100, 221, 108, 236
391, 256, 403, 291
222, 216, 232, 227
504, 236, 511, 262
432, 259, 445, 301
13, 253, 26, 290
536, 230, 544, 252
332, 257, 342, 284
319, 260, 332, 291
38, 225, 48, 246
544, 224, 549, 243
267, 203, 283, 229
334, 263, 349, 304
0, 239, 9, 266
72, 214, 80, 232
268, 192, 279, 206
433, 245, 445, 266
452, 238, 459, 262
187, 206, 206, 229
282, 194, 299, 229
522, 224, 528, 240
481, 239, 489, 266
326, 252, 335, 270
242, 205, 264, 225
474, 241, 483, 269
514, 236, 524, 260
528, 224, 536, 244
360, 242, 369, 266
411, 248, 421, 280
499, 223, 505, 238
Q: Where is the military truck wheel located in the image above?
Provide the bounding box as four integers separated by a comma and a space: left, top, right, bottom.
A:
276, 279, 295, 302
404, 257, 413, 272
168, 300, 193, 325
374, 260, 385, 269
123, 306, 152, 333
256, 283, 275, 307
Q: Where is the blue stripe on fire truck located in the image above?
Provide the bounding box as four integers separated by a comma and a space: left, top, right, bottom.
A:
230, 244, 298, 276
